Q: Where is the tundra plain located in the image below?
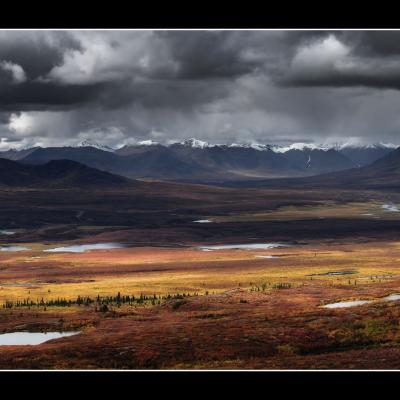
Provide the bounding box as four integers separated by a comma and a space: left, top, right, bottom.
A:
1, 184, 400, 368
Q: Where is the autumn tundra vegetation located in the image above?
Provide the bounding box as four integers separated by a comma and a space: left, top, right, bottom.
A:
1, 176, 400, 369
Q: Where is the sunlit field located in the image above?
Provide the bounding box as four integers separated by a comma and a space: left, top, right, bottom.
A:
1, 240, 400, 303
2, 233, 400, 368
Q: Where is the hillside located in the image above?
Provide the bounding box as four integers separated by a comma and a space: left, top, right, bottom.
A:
223, 147, 400, 191
0, 158, 131, 188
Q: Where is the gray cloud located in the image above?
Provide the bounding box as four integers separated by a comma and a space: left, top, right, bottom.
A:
1, 30, 400, 149
0, 31, 80, 79
280, 32, 400, 90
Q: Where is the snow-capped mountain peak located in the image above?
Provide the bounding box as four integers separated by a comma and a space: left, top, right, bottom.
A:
335, 142, 398, 150
136, 140, 159, 146
271, 143, 331, 153
76, 140, 115, 152
180, 138, 212, 148
228, 142, 272, 151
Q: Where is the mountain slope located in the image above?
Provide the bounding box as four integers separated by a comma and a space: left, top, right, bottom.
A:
166, 142, 356, 179
282, 148, 356, 173
20, 146, 122, 171
0, 158, 131, 188
300, 147, 400, 190
20, 145, 218, 180
0, 147, 41, 161
338, 144, 396, 166
223, 147, 400, 191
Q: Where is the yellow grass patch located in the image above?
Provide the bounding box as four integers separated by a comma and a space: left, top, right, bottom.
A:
1, 240, 400, 304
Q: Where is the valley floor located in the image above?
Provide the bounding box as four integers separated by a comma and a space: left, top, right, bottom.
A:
1, 239, 400, 369
2, 185, 400, 369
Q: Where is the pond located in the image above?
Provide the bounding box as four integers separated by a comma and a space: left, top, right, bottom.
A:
0, 331, 80, 345
323, 293, 400, 309
309, 270, 356, 276
0, 246, 29, 252
255, 255, 278, 259
198, 243, 287, 251
381, 204, 399, 212
381, 294, 400, 301
44, 242, 124, 253
322, 300, 372, 309
0, 230, 15, 235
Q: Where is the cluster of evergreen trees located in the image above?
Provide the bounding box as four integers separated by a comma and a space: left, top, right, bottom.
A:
272, 283, 292, 289
2, 291, 198, 310
249, 282, 270, 292
249, 281, 294, 291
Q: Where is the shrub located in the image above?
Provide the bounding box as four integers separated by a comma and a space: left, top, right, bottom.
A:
172, 300, 187, 310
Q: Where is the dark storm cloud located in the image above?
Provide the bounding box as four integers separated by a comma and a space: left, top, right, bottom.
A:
280, 31, 400, 90
0, 81, 107, 110
349, 31, 400, 56
1, 30, 400, 149
282, 73, 400, 91
155, 31, 261, 79
0, 31, 260, 111
0, 31, 81, 79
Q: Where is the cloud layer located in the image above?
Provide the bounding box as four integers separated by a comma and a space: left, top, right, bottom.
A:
1, 30, 400, 149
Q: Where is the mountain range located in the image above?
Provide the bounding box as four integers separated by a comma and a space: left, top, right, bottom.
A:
1, 139, 400, 192
0, 139, 397, 183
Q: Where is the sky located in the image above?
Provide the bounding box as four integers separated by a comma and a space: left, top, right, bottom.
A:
1, 30, 400, 149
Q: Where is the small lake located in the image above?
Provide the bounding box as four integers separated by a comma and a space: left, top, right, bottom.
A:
44, 242, 124, 253
381, 204, 400, 212
255, 255, 278, 259
323, 293, 400, 309
198, 243, 287, 251
0, 331, 79, 345
0, 246, 29, 252
0, 230, 15, 235
381, 294, 400, 301
309, 270, 355, 277
323, 300, 372, 309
